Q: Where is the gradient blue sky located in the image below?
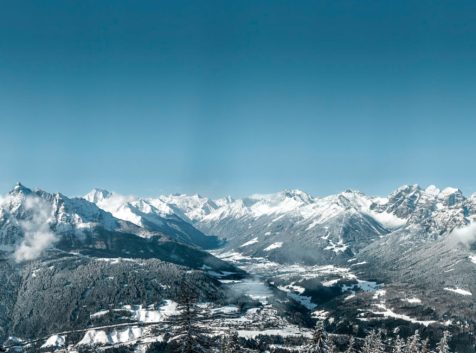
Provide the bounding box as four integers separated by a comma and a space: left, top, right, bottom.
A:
1, 0, 475, 198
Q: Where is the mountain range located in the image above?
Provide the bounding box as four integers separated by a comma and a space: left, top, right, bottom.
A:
1, 183, 476, 352
87, 185, 475, 265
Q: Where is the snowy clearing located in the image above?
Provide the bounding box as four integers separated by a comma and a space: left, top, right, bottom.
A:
444, 287, 472, 296
78, 326, 143, 346
41, 335, 66, 348
368, 303, 436, 327
402, 297, 422, 304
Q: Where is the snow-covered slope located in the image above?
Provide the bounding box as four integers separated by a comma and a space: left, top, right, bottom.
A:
84, 189, 174, 224
370, 184, 471, 237
84, 189, 220, 249
0, 183, 120, 256
0, 183, 234, 272
161, 186, 475, 264
2, 183, 476, 352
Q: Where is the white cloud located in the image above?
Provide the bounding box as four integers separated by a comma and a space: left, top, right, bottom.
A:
14, 196, 57, 262
450, 222, 476, 247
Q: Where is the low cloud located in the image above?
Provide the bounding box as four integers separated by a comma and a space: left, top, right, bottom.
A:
450, 222, 476, 247
14, 196, 58, 262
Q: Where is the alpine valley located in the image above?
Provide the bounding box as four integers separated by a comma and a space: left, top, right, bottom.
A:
1, 183, 476, 352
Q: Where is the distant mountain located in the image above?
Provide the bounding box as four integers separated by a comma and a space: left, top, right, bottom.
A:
84, 188, 221, 249
0, 183, 244, 347
162, 185, 475, 264
2, 183, 476, 352
357, 185, 476, 310
0, 183, 233, 271
371, 184, 471, 237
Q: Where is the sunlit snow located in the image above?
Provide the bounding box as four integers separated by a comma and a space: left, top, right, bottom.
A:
264, 242, 283, 251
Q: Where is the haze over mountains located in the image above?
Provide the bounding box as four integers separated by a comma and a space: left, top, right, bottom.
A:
1, 183, 476, 352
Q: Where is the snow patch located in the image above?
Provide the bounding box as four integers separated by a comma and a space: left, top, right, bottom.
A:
287, 292, 317, 309
372, 289, 386, 300
124, 300, 179, 323
78, 326, 143, 346
444, 287, 472, 296
240, 237, 259, 247
264, 242, 283, 252
237, 327, 311, 339
369, 303, 436, 327
312, 310, 329, 320
402, 297, 422, 304
41, 335, 66, 348
324, 240, 348, 254
90, 310, 109, 319
321, 279, 340, 287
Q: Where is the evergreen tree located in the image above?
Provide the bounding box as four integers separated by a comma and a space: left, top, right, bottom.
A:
345, 336, 355, 353
362, 331, 374, 353
420, 338, 430, 353
224, 330, 240, 353
169, 279, 211, 353
406, 330, 421, 353
220, 334, 227, 353
327, 337, 337, 353
436, 331, 451, 353
362, 330, 384, 353
392, 335, 405, 353
376, 329, 386, 353
307, 321, 327, 353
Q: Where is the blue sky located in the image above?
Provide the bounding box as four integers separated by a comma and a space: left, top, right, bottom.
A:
1, 0, 475, 198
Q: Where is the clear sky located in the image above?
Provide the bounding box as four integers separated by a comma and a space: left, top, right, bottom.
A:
1, 0, 475, 198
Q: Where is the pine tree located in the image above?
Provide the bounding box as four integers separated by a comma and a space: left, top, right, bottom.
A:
327, 336, 336, 353
375, 329, 386, 353
307, 321, 327, 353
169, 279, 211, 353
224, 330, 240, 353
345, 336, 355, 353
436, 331, 451, 353
392, 335, 405, 353
220, 334, 227, 353
362, 330, 384, 353
406, 330, 421, 353
420, 338, 430, 353
362, 331, 373, 353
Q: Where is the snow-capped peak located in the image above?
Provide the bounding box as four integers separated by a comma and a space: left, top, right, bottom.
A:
159, 193, 218, 221
0, 183, 119, 258
83, 190, 176, 227
214, 195, 235, 207
282, 189, 314, 204
10, 182, 33, 196
84, 188, 113, 203
425, 185, 440, 195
